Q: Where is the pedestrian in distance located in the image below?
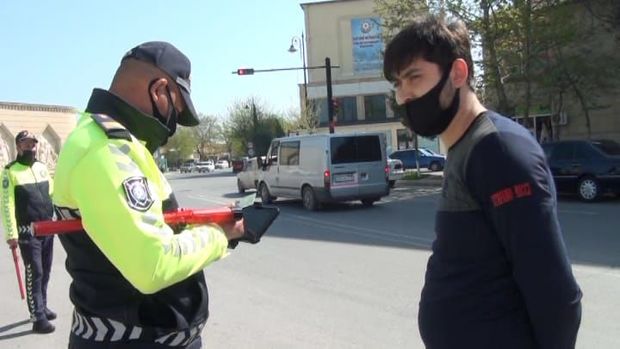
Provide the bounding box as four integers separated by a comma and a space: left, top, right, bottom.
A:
1, 130, 57, 334
53, 41, 245, 349
383, 14, 582, 349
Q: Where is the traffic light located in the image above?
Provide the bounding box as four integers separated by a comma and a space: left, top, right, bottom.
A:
236, 68, 255, 75
332, 98, 340, 115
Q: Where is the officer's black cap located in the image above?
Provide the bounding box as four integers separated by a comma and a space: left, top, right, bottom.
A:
122, 41, 200, 126
15, 130, 38, 144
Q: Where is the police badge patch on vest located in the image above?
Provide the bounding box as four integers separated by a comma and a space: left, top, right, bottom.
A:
122, 176, 154, 211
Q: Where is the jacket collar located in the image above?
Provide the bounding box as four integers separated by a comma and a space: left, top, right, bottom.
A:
85, 88, 170, 153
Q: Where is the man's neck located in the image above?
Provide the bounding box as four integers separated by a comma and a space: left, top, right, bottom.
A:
440, 89, 486, 149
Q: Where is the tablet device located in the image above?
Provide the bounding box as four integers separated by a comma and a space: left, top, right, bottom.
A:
228, 203, 279, 248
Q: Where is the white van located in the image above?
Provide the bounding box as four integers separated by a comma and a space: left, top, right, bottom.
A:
257, 133, 390, 210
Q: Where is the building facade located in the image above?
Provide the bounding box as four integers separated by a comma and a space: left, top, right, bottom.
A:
300, 0, 442, 154
0, 102, 77, 171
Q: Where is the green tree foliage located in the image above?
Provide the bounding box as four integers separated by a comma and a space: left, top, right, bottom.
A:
225, 98, 286, 158
162, 126, 197, 166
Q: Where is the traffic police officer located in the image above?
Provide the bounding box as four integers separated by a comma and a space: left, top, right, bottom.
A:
53, 42, 244, 348
1, 130, 56, 333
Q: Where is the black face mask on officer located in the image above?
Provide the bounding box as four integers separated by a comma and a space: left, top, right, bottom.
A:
17, 150, 36, 165
403, 67, 460, 138
148, 79, 178, 137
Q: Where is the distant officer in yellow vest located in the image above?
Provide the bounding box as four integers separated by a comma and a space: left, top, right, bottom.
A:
1, 130, 56, 334
53, 42, 244, 348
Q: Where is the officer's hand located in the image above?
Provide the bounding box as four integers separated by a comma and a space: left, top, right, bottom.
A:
6, 239, 17, 248
221, 219, 245, 241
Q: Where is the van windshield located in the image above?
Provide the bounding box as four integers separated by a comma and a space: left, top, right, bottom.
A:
331, 135, 382, 164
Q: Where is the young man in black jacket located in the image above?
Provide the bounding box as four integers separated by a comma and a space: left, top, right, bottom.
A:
383, 15, 582, 348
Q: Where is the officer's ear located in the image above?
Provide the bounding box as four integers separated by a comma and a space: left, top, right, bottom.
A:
148, 78, 169, 103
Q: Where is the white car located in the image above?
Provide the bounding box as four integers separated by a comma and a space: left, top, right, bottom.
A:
236, 157, 262, 193
215, 159, 229, 169
195, 161, 215, 173
388, 158, 404, 188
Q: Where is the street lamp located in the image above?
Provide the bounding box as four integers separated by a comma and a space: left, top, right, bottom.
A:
288, 33, 308, 109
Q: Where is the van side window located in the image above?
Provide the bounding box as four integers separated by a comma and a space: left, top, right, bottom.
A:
280, 141, 300, 166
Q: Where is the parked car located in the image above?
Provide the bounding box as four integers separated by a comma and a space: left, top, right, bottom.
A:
257, 133, 389, 210
216, 159, 229, 169
236, 157, 263, 193
195, 160, 215, 173
387, 158, 404, 188
541, 139, 620, 201
389, 148, 446, 171
179, 160, 196, 173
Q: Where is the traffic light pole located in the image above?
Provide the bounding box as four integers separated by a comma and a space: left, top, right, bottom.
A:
234, 58, 339, 133
325, 58, 334, 134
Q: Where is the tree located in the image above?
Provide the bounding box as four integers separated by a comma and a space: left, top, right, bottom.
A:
192, 113, 222, 160
225, 97, 286, 158
375, 0, 619, 140
283, 102, 320, 134
162, 127, 197, 166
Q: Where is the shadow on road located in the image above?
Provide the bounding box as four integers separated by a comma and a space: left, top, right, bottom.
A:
256, 194, 620, 269
0, 319, 32, 340
255, 197, 437, 252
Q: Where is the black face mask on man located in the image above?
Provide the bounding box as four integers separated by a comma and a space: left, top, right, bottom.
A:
403, 67, 460, 138
148, 79, 178, 137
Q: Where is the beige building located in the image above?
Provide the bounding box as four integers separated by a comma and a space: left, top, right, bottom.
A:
0, 102, 77, 171
300, 0, 442, 154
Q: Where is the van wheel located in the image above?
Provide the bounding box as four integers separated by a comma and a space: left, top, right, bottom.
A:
237, 179, 245, 194
302, 186, 319, 211
259, 183, 273, 204
361, 198, 377, 207
429, 162, 442, 172
577, 176, 600, 202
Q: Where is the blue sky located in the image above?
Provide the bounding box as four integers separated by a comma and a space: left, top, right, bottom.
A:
0, 0, 313, 119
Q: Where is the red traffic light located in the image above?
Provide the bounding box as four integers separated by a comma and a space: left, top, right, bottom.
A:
332, 98, 340, 114
236, 68, 255, 75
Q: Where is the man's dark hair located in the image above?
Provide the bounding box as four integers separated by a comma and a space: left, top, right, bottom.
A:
383, 15, 474, 89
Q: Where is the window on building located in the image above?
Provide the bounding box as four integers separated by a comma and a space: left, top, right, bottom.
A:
279, 141, 300, 166
364, 95, 387, 121
337, 96, 357, 123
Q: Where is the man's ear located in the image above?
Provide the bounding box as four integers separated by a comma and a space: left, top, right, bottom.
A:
451, 58, 469, 88
148, 78, 169, 102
